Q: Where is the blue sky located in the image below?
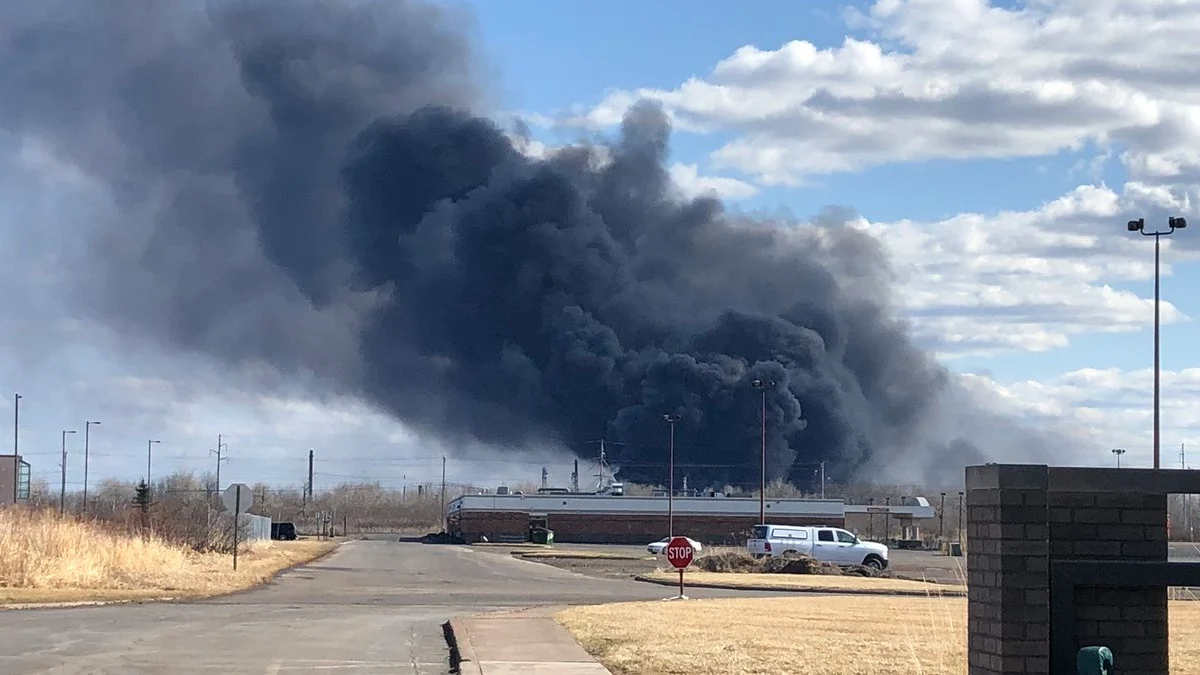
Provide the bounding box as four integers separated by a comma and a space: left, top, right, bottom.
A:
2, 0, 1199, 491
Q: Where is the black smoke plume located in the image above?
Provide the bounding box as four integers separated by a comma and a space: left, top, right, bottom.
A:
0, 0, 1074, 488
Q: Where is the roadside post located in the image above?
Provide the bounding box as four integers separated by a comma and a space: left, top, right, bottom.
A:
222, 483, 252, 570
665, 536, 695, 600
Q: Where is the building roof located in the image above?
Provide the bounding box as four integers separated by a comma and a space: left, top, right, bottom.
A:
450, 493, 844, 518
448, 493, 936, 519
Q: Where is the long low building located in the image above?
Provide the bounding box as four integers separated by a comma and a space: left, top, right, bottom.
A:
446, 493, 935, 545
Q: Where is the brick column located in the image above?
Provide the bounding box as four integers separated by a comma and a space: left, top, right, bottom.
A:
965, 465, 1050, 675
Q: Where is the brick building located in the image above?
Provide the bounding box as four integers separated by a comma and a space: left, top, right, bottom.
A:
447, 493, 935, 545
0, 454, 31, 506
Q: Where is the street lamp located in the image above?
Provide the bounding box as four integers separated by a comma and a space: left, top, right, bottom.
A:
1127, 216, 1187, 469
939, 492, 947, 541
11, 394, 19, 505
663, 414, 681, 538
1112, 447, 1127, 468
751, 379, 775, 524
83, 420, 101, 513
146, 440, 161, 491
60, 429, 76, 516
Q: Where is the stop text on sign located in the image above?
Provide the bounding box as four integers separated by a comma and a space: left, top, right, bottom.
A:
665, 537, 695, 569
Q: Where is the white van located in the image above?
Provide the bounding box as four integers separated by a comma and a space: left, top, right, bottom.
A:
746, 524, 889, 570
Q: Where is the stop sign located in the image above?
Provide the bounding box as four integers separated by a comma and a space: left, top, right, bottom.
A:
665, 536, 695, 570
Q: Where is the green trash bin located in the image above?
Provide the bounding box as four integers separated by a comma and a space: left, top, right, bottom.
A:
1077, 646, 1113, 675
530, 528, 554, 545
544, 529, 554, 546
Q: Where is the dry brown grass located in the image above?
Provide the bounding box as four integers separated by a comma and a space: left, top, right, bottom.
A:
557, 596, 1200, 675
642, 570, 963, 595
0, 509, 337, 605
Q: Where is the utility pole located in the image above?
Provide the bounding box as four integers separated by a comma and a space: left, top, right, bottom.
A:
83, 420, 101, 513
307, 449, 314, 504
820, 461, 826, 499
571, 459, 579, 493
60, 429, 76, 516
146, 440, 161, 493
440, 456, 447, 531
211, 434, 229, 493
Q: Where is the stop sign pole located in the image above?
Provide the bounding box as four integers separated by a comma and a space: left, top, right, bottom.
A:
665, 536, 695, 599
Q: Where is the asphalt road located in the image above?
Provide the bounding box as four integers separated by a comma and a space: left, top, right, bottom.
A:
0, 539, 779, 675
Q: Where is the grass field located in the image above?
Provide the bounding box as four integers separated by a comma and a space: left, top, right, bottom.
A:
0, 509, 338, 605
558, 596, 1200, 675
641, 570, 964, 595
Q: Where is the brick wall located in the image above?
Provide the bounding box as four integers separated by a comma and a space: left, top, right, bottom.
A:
455, 511, 527, 541
1048, 491, 1168, 675
452, 510, 842, 545
965, 465, 1187, 675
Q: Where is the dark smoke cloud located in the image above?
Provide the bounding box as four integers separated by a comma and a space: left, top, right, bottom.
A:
0, 0, 1081, 488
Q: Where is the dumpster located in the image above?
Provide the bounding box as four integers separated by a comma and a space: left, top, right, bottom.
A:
530, 527, 555, 545
1077, 646, 1113, 675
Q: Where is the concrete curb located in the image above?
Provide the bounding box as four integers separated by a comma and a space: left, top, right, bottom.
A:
633, 574, 968, 597
513, 552, 651, 562
445, 618, 484, 675
0, 597, 177, 611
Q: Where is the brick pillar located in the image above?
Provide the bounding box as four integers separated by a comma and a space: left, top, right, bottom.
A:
1047, 490, 1169, 675
966, 465, 1050, 675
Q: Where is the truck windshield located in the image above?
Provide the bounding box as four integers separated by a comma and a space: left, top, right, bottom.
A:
751, 526, 769, 539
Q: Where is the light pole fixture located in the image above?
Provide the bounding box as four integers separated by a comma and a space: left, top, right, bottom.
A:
957, 490, 965, 542
60, 429, 76, 516
751, 378, 776, 524
663, 413, 681, 538
939, 492, 947, 541
1127, 216, 1187, 469
146, 440, 161, 492
1112, 447, 1127, 468
83, 420, 101, 513
11, 394, 19, 505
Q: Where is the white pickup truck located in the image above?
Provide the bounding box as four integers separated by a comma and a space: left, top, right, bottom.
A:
746, 524, 889, 570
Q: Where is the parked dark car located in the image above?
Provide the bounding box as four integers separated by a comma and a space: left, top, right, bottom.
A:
271, 522, 297, 541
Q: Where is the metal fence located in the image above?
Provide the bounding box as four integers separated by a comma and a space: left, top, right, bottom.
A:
212, 512, 273, 542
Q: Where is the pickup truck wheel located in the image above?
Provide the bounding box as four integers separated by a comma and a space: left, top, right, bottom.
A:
862, 555, 884, 570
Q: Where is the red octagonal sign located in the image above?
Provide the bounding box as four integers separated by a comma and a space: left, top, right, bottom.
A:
665, 536, 695, 570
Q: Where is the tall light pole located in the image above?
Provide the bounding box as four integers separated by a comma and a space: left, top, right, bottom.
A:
663, 413, 681, 538
751, 379, 775, 524
83, 420, 101, 513
11, 394, 19, 505
60, 429, 76, 515
1128, 216, 1187, 469
146, 440, 161, 492
1112, 447, 1127, 468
